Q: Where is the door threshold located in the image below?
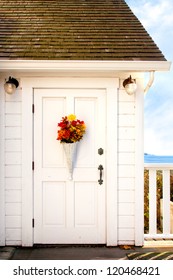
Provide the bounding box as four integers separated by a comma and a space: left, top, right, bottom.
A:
33, 244, 107, 248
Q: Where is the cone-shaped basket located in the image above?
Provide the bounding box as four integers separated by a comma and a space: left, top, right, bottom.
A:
62, 142, 77, 180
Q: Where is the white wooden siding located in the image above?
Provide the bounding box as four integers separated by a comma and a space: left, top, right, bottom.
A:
4, 86, 22, 245
5, 152, 22, 165
118, 178, 135, 190
5, 203, 22, 216
2, 75, 140, 246
118, 87, 136, 245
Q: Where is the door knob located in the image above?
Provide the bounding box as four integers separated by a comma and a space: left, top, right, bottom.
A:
98, 165, 103, 185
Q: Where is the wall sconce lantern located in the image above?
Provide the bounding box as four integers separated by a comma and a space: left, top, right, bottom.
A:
123, 75, 137, 95
4, 76, 19, 94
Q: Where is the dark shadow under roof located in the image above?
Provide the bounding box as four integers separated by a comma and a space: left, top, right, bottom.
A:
0, 0, 166, 61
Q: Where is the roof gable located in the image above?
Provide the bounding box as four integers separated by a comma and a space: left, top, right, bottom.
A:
0, 0, 166, 61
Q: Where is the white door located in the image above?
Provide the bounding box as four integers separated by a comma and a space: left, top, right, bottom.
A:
34, 88, 106, 244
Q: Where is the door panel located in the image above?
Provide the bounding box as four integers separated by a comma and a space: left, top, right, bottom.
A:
42, 97, 65, 167
74, 182, 97, 227
43, 182, 66, 226
75, 97, 97, 167
34, 88, 106, 244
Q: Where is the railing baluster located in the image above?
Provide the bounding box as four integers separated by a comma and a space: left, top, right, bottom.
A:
162, 170, 170, 235
149, 169, 157, 235
144, 164, 173, 240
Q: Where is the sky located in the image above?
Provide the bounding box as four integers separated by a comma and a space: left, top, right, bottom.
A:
126, 0, 173, 155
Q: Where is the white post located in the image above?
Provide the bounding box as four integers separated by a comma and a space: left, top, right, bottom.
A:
135, 78, 144, 246
149, 169, 157, 235
162, 170, 170, 235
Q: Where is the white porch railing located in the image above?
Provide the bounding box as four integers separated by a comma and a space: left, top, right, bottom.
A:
144, 164, 173, 240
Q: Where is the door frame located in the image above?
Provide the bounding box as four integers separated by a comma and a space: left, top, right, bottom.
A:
0, 78, 5, 246
21, 77, 118, 246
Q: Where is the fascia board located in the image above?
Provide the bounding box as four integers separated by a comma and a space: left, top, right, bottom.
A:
0, 60, 171, 72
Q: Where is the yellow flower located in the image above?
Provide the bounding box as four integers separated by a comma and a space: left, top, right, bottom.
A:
67, 114, 76, 121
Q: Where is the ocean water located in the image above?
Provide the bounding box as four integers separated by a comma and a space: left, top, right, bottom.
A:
144, 154, 173, 163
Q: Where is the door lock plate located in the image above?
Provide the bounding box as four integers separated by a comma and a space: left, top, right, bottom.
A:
98, 148, 104, 155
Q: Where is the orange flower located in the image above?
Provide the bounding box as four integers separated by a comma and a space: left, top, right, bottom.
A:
57, 115, 86, 143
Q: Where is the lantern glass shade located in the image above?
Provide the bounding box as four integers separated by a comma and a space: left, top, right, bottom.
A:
4, 77, 19, 94
124, 82, 137, 95
4, 83, 17, 94
123, 75, 137, 95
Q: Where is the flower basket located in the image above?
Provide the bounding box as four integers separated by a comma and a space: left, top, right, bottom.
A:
62, 142, 77, 180
57, 114, 86, 180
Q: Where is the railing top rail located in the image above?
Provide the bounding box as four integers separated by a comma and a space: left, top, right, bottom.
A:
144, 163, 173, 169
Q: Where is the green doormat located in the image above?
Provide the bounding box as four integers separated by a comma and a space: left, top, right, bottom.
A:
127, 252, 173, 260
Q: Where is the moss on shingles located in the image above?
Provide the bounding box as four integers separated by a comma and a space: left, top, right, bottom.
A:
0, 0, 166, 61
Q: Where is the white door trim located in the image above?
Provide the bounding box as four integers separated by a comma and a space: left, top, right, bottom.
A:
106, 87, 118, 246
135, 78, 144, 246
21, 77, 118, 246
0, 78, 5, 246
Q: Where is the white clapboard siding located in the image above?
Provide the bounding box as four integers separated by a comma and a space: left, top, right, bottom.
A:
118, 178, 135, 190
5, 203, 22, 216
117, 87, 136, 244
118, 153, 135, 165
118, 140, 135, 152
5, 152, 22, 165
5, 102, 21, 114
5, 190, 22, 203
6, 229, 22, 241
5, 114, 21, 127
118, 114, 135, 127
119, 127, 135, 140
5, 140, 21, 152
118, 190, 135, 203
119, 203, 135, 216
118, 102, 135, 115
5, 178, 22, 190
6, 216, 21, 228
4, 89, 22, 245
6, 240, 21, 246
118, 165, 135, 178
5, 166, 22, 178
118, 216, 135, 228
118, 229, 135, 241
6, 240, 22, 246
5, 127, 21, 139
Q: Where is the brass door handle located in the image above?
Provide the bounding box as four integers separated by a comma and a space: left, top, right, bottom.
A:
98, 165, 103, 185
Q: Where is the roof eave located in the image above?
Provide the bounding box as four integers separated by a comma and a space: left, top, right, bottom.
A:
0, 60, 171, 72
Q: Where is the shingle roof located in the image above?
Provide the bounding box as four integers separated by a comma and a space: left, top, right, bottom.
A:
0, 0, 166, 61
